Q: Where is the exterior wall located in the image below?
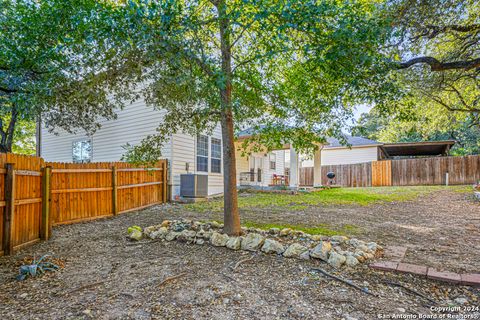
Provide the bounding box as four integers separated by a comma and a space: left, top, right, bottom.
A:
170, 125, 224, 199
320, 146, 379, 166
40, 98, 172, 163
235, 148, 286, 186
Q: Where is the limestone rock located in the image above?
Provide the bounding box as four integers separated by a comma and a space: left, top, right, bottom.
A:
268, 228, 280, 235
177, 229, 196, 242
310, 241, 332, 261
299, 250, 310, 260
165, 231, 180, 241
345, 255, 359, 267
129, 229, 143, 241
196, 238, 205, 245
241, 233, 265, 251
331, 235, 348, 243
279, 228, 292, 236
210, 232, 229, 246
150, 227, 169, 239
327, 251, 346, 268
261, 239, 285, 254
226, 237, 242, 250
283, 243, 308, 258
161, 220, 171, 228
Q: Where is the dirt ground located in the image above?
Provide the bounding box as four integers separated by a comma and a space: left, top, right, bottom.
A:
0, 188, 479, 319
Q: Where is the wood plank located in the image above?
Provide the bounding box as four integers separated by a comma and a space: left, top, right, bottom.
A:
116, 168, 163, 172
117, 181, 164, 190
14, 198, 42, 205
51, 168, 112, 173
3, 163, 15, 255
14, 170, 42, 176
51, 187, 113, 194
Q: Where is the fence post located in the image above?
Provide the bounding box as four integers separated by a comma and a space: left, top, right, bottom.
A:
3, 163, 15, 255
162, 161, 167, 202
112, 166, 118, 215
41, 166, 52, 240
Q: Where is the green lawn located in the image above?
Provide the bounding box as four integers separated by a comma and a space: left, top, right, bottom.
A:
186, 185, 471, 213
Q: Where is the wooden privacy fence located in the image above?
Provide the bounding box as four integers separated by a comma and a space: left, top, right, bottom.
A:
1, 153, 168, 256
300, 154, 480, 188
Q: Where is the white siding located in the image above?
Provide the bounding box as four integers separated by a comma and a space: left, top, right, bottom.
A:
170, 125, 224, 198
234, 149, 286, 186
321, 146, 379, 165
40, 98, 172, 162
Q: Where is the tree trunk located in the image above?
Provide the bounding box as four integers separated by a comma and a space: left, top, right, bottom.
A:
0, 106, 17, 153
218, 0, 241, 236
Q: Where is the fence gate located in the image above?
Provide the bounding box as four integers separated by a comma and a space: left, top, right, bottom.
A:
371, 160, 392, 187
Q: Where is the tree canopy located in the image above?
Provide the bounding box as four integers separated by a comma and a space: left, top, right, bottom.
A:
384, 0, 480, 120
0, 0, 133, 152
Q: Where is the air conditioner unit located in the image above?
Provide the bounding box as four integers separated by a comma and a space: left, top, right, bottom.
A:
180, 174, 208, 198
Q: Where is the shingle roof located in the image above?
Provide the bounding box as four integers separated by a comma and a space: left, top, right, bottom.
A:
236, 127, 380, 149
324, 135, 381, 148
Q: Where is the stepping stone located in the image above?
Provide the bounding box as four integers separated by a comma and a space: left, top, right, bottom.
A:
427, 268, 461, 283
461, 274, 480, 287
369, 261, 398, 271
396, 263, 428, 276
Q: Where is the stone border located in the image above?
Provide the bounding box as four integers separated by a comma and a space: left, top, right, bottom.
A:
128, 220, 383, 269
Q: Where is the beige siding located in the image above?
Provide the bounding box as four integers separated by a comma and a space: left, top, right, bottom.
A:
170, 125, 224, 198
235, 149, 286, 186
40, 98, 172, 162
321, 146, 379, 165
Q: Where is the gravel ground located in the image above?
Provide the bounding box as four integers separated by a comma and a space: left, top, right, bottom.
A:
0, 189, 479, 319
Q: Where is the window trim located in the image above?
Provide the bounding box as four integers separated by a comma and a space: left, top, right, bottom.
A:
210, 137, 222, 174
196, 134, 209, 173
269, 152, 276, 170
72, 138, 93, 163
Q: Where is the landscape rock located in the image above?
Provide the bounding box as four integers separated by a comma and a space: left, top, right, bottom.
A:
345, 255, 359, 267
165, 231, 180, 241
210, 232, 229, 247
331, 235, 348, 243
210, 221, 222, 229
226, 237, 242, 250
299, 251, 310, 260
178, 229, 196, 241
283, 243, 308, 258
310, 241, 332, 260
268, 228, 280, 235
195, 239, 205, 245
150, 227, 169, 239
328, 251, 346, 268
161, 220, 171, 228
128, 229, 143, 241
279, 228, 292, 236
261, 239, 285, 254
241, 233, 265, 251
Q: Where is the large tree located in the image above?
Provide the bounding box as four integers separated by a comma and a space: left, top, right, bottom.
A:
0, 0, 134, 153
89, 0, 392, 235
386, 0, 480, 119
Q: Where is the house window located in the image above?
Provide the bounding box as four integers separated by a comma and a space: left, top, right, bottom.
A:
196, 135, 209, 172
211, 138, 222, 173
72, 139, 92, 163
269, 153, 276, 170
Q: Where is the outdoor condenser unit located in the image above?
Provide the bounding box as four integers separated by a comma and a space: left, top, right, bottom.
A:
180, 174, 208, 198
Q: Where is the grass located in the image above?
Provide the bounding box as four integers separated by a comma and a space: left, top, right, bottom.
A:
186, 185, 466, 213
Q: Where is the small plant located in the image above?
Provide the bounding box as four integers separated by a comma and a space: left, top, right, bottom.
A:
17, 254, 60, 281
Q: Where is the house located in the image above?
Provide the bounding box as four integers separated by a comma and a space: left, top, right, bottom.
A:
38, 98, 287, 200
300, 135, 455, 167
300, 135, 382, 167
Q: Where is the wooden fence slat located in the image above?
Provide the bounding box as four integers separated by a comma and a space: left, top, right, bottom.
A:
3, 163, 15, 255
112, 166, 118, 215
41, 166, 51, 240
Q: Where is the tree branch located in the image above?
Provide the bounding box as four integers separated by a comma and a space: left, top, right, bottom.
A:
398, 57, 480, 71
